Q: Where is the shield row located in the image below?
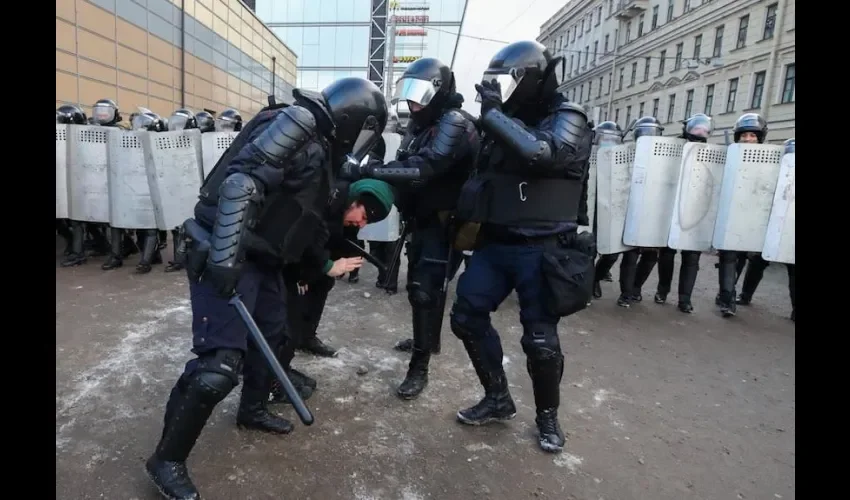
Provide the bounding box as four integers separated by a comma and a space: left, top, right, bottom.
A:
584, 137, 795, 264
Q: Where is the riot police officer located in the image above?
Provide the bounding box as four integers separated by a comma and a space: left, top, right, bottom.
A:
61, 99, 126, 268
716, 113, 769, 317
593, 116, 661, 307
195, 111, 215, 133
162, 108, 201, 273
343, 57, 479, 400
145, 77, 389, 500
215, 108, 242, 131
654, 113, 713, 313
450, 41, 594, 454
735, 137, 796, 321
56, 105, 89, 257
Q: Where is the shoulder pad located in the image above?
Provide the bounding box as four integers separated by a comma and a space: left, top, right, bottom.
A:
550, 105, 590, 150
432, 109, 474, 159
282, 105, 318, 132
251, 105, 318, 168
555, 101, 589, 120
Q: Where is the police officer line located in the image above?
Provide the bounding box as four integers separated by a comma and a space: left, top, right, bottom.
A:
55, 124, 402, 241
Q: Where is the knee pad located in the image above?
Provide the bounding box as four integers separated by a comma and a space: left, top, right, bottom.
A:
449, 302, 487, 341
520, 323, 562, 362
408, 282, 437, 308
195, 348, 243, 390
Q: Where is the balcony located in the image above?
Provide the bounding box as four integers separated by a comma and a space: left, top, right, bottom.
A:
614, 0, 649, 20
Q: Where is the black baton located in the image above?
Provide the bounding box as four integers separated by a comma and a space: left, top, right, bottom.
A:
381, 220, 410, 290
343, 239, 387, 275
229, 294, 314, 426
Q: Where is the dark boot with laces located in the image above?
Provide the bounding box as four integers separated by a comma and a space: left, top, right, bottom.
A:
236, 385, 293, 434
526, 349, 567, 453
455, 328, 516, 425
535, 408, 566, 453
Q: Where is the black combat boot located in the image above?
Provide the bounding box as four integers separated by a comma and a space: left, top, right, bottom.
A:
397, 307, 433, 400
717, 252, 738, 317
347, 269, 360, 283
737, 259, 765, 305
676, 251, 699, 314
270, 368, 316, 404
299, 335, 337, 357
236, 390, 294, 434
60, 222, 87, 267
137, 229, 163, 274
101, 227, 126, 270
456, 335, 516, 425
146, 372, 233, 500
87, 224, 112, 257
526, 353, 566, 453
165, 229, 186, 273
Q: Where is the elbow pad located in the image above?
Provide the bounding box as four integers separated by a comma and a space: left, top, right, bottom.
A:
481, 109, 554, 168
251, 105, 317, 169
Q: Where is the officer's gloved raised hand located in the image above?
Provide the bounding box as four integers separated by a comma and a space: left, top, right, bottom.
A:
202, 263, 241, 298
338, 156, 382, 181
475, 80, 503, 117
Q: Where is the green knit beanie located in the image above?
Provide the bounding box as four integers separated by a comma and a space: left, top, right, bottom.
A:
348, 179, 395, 223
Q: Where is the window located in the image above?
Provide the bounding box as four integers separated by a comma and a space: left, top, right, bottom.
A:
736, 15, 749, 49
750, 71, 766, 109
639, 102, 645, 117
571, 26, 576, 42
605, 34, 610, 52
586, 15, 591, 32
587, 81, 593, 101
638, 14, 645, 37
667, 94, 676, 122
615, 108, 620, 125
593, 41, 599, 64
652, 98, 660, 117
764, 3, 778, 40
643, 57, 651, 81
581, 19, 585, 33
618, 67, 624, 90
713, 26, 724, 58
602, 110, 608, 121
675, 43, 683, 70
626, 22, 632, 43
579, 84, 584, 103
693, 34, 702, 60
596, 6, 602, 26
684, 0, 691, 12
569, 55, 574, 75
625, 105, 632, 127
607, 73, 612, 94
651, 6, 659, 30
608, 0, 614, 16
571, 88, 576, 101
684, 89, 694, 119
726, 77, 739, 112
630, 62, 637, 86
704, 84, 715, 115
781, 63, 795, 103
667, 0, 674, 22
598, 76, 603, 97
658, 50, 666, 75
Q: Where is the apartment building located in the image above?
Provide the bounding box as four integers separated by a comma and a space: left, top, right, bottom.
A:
537, 0, 795, 143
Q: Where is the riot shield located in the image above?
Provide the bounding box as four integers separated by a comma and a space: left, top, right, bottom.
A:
357, 205, 401, 242
595, 144, 634, 254
623, 136, 686, 247
56, 124, 69, 219
712, 143, 784, 252
761, 152, 795, 264
67, 125, 110, 223
578, 144, 598, 235
143, 129, 204, 231
667, 143, 727, 251
201, 131, 238, 179
382, 132, 402, 163
106, 129, 157, 229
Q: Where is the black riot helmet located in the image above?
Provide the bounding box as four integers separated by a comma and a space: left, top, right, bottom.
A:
632, 116, 664, 141
476, 40, 564, 116
733, 113, 768, 143
195, 111, 215, 132
681, 113, 713, 143
92, 98, 121, 126
168, 108, 198, 131
215, 108, 242, 131
392, 57, 454, 126
131, 107, 167, 132
56, 104, 87, 125
593, 121, 624, 146
783, 138, 795, 154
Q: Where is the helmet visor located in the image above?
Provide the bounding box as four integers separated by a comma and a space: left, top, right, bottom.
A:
169, 115, 189, 131
92, 104, 116, 125
392, 77, 437, 107
215, 117, 237, 131
474, 71, 523, 104
685, 115, 712, 138
348, 115, 382, 164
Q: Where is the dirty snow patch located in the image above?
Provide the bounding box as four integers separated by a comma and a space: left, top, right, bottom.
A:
554, 453, 584, 473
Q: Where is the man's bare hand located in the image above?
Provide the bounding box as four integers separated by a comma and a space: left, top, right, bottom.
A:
326, 257, 364, 277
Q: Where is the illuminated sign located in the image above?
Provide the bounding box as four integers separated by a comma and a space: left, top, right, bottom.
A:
396, 28, 427, 36
393, 56, 421, 63
389, 1, 430, 10
392, 15, 429, 24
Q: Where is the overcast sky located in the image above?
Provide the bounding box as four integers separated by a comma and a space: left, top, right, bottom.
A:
452, 0, 567, 116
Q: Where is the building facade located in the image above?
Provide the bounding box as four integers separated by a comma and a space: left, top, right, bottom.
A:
537, 0, 795, 143
56, 0, 297, 121
255, 0, 468, 94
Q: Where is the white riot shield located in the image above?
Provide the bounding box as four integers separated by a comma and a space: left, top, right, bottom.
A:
712, 143, 784, 252
56, 124, 69, 219
595, 144, 635, 254
578, 145, 598, 235
383, 132, 402, 162
761, 152, 795, 264
357, 205, 401, 242
667, 143, 727, 251
106, 129, 157, 229
623, 137, 686, 247
201, 131, 238, 179
143, 130, 204, 231
67, 125, 110, 223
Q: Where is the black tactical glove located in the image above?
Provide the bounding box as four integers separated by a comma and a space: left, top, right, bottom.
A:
202, 263, 241, 298
338, 155, 363, 181
475, 80, 503, 117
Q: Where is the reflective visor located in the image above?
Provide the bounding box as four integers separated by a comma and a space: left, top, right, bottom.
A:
169, 115, 189, 131
392, 77, 436, 106
215, 117, 236, 131
131, 114, 153, 131
474, 72, 522, 103
92, 104, 115, 124
349, 117, 381, 164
